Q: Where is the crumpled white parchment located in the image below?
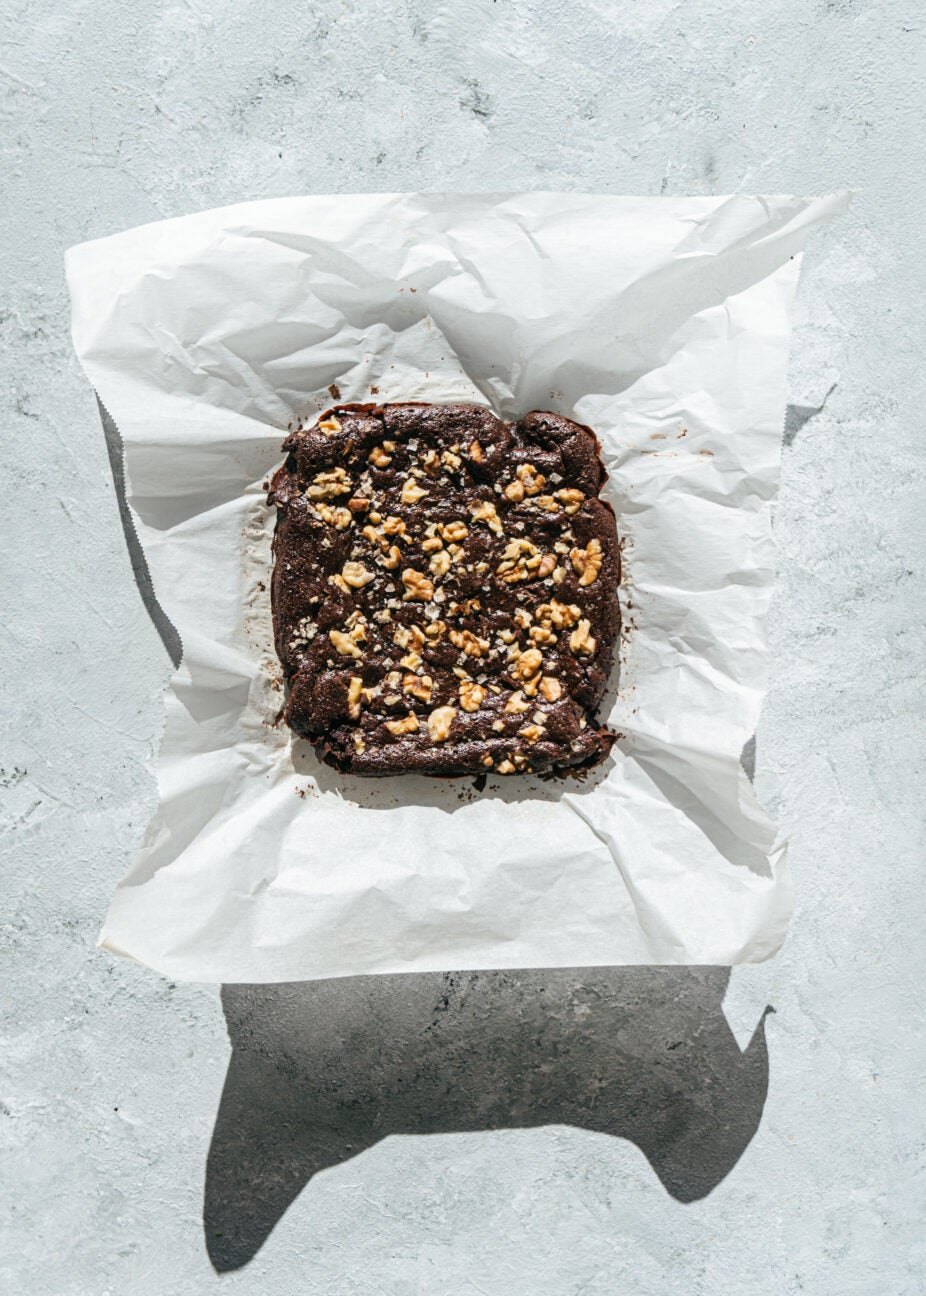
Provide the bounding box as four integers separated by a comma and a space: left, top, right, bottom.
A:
66, 191, 848, 982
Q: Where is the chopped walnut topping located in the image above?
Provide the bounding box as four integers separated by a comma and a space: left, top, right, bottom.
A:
424, 620, 447, 642
307, 467, 351, 499
505, 691, 530, 714
570, 537, 603, 586
569, 619, 597, 654
513, 607, 533, 629
348, 496, 371, 513
496, 758, 516, 774
429, 550, 452, 578
469, 439, 484, 463
353, 734, 366, 753
536, 599, 580, 629
504, 479, 525, 503
421, 537, 443, 556
402, 568, 434, 601
329, 573, 351, 594
449, 629, 490, 657
556, 488, 584, 513
442, 449, 462, 470
363, 524, 386, 548
369, 445, 393, 467
514, 648, 543, 680
517, 463, 546, 496
500, 538, 539, 563
470, 499, 503, 535
400, 650, 423, 672
459, 680, 486, 712
342, 561, 375, 589
318, 415, 342, 435
530, 624, 557, 645
401, 479, 428, 505
481, 753, 494, 767
385, 713, 419, 736
440, 520, 468, 542
535, 553, 557, 579
382, 545, 402, 569
427, 706, 457, 742
347, 676, 363, 719
518, 723, 544, 744
403, 674, 433, 702
316, 503, 352, 528
329, 629, 362, 657
552, 566, 567, 584
492, 719, 506, 731
382, 515, 407, 536
539, 676, 562, 702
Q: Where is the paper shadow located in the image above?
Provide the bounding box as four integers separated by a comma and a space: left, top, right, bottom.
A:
204, 967, 772, 1272
98, 396, 182, 669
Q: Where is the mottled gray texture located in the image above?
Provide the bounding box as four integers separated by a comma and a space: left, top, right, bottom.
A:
1, 2, 923, 1294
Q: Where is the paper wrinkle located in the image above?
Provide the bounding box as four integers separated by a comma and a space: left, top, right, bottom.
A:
65, 191, 847, 982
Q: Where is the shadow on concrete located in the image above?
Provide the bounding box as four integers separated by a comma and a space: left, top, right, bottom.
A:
204, 968, 772, 1272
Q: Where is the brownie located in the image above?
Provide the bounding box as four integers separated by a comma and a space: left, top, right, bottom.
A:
268, 402, 620, 777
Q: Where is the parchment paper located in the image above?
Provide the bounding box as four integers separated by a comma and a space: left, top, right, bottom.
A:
66, 192, 847, 982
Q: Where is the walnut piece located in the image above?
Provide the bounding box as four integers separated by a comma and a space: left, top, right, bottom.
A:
316, 502, 352, 529
449, 628, 490, 658
514, 648, 543, 680
427, 706, 457, 742
469, 439, 484, 463
369, 445, 393, 468
329, 629, 362, 657
569, 619, 597, 654
307, 467, 351, 499
517, 463, 546, 496
347, 675, 363, 719
470, 499, 503, 535
318, 415, 342, 435
539, 676, 562, 701
505, 691, 530, 714
385, 713, 419, 736
459, 680, 486, 712
429, 550, 452, 578
401, 479, 428, 505
570, 537, 603, 586
440, 520, 468, 542
342, 561, 375, 589
518, 723, 544, 744
402, 568, 434, 601
403, 674, 433, 703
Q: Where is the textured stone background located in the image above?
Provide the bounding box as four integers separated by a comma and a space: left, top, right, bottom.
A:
1, 1, 924, 1292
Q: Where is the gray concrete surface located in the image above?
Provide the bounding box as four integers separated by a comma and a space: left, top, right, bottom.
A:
1, 1, 924, 1292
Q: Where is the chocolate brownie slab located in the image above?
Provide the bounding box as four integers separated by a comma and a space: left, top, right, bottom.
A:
268, 402, 619, 777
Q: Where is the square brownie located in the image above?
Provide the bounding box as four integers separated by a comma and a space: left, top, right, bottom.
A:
268, 402, 619, 777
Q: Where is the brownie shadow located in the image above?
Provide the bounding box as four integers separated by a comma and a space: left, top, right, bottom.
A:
204, 967, 772, 1272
